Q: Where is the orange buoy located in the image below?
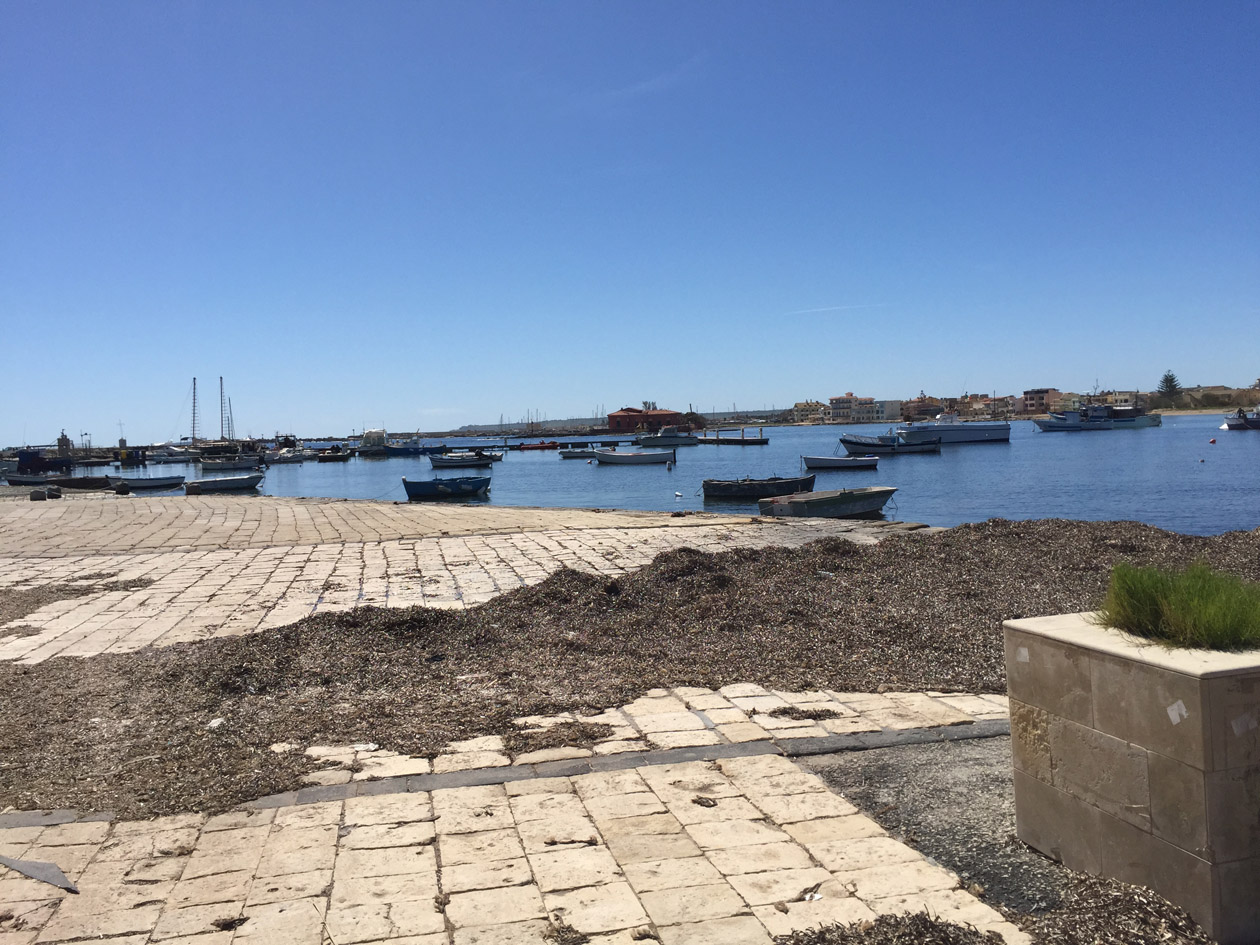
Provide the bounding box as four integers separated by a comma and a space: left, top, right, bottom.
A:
1209, 438, 1216, 444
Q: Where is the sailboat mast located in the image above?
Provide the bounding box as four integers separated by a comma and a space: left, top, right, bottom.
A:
191, 378, 199, 445
219, 377, 226, 440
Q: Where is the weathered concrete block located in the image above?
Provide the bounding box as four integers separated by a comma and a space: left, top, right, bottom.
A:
1005, 613, 1260, 944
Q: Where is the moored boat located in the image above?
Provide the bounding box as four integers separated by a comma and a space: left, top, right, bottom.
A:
316, 450, 352, 462
1034, 404, 1162, 431
635, 426, 699, 447
6, 474, 112, 489
802, 453, 879, 470
430, 451, 500, 468
896, 412, 1010, 444
594, 448, 677, 465
559, 448, 599, 459
106, 475, 185, 490
759, 486, 897, 519
1221, 408, 1260, 431
519, 441, 560, 451
201, 455, 263, 470
402, 476, 491, 500
702, 474, 815, 499
840, 434, 940, 455
185, 473, 264, 493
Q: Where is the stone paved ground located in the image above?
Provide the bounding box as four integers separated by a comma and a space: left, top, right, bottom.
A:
0, 494, 1029, 942
0, 495, 934, 663
0, 750, 1030, 945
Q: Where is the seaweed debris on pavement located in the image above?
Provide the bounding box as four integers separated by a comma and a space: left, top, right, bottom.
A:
1, 519, 1257, 817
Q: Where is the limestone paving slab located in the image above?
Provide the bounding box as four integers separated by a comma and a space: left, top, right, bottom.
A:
2, 747, 1028, 944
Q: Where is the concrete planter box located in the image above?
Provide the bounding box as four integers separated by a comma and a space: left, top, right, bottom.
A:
1004, 612, 1260, 945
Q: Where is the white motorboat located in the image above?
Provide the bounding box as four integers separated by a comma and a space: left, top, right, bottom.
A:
185, 473, 264, 493
635, 426, 699, 447
594, 448, 677, 465
200, 455, 263, 470
802, 453, 879, 470
558, 448, 599, 459
896, 412, 1010, 444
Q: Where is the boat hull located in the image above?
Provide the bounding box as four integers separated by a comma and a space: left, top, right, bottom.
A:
402, 476, 491, 500
107, 476, 185, 489
1033, 415, 1162, 431
840, 435, 940, 455
430, 452, 497, 468
1221, 413, 1260, 431
759, 486, 897, 519
594, 449, 676, 465
185, 473, 264, 493
558, 449, 598, 459
896, 422, 1010, 444
802, 454, 878, 470
702, 474, 815, 499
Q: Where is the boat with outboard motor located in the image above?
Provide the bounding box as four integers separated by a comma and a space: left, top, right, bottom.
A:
1221, 408, 1260, 431
896, 412, 1010, 444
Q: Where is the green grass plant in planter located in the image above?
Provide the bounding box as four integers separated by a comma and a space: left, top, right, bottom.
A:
1096, 561, 1260, 651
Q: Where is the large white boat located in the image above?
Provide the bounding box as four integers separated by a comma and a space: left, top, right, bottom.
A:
1034, 404, 1162, 432
896, 412, 1010, 444
635, 426, 699, 447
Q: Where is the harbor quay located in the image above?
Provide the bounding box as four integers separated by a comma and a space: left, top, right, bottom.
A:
3, 492, 1034, 944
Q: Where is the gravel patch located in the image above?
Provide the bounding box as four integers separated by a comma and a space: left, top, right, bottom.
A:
807, 739, 1213, 944
0, 518, 1257, 817
775, 913, 1002, 944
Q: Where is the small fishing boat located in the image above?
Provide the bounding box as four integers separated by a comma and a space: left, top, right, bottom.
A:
1221, 408, 1260, 431
559, 448, 599, 459
430, 451, 500, 468
316, 450, 352, 463
402, 476, 491, 500
594, 448, 677, 465
185, 473, 264, 493
384, 440, 448, 456
6, 474, 112, 489
519, 441, 560, 451
802, 441, 880, 470
840, 434, 940, 455
106, 475, 186, 490
702, 474, 815, 499
759, 486, 897, 519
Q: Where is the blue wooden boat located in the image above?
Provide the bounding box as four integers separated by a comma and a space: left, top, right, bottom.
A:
402, 476, 491, 500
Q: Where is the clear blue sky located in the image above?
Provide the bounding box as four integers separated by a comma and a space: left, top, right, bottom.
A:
4, 1, 1257, 444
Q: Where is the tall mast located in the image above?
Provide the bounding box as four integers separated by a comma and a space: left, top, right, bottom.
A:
220, 377, 227, 440
191, 378, 199, 445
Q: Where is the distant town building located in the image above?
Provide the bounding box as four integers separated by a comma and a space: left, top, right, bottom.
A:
1051, 393, 1082, 413
1020, 388, 1061, 415
828, 394, 876, 423
791, 401, 826, 423
901, 395, 943, 421
607, 407, 685, 434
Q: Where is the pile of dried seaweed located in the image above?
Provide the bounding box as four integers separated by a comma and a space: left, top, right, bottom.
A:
1, 518, 1256, 816
1015, 875, 1216, 944
775, 913, 1003, 944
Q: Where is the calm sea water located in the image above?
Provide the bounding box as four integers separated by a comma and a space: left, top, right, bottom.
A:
129, 416, 1258, 536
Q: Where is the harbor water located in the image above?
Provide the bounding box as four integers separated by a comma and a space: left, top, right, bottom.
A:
87, 416, 1258, 536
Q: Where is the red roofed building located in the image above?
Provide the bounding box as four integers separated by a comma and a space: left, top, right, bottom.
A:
608, 407, 685, 434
